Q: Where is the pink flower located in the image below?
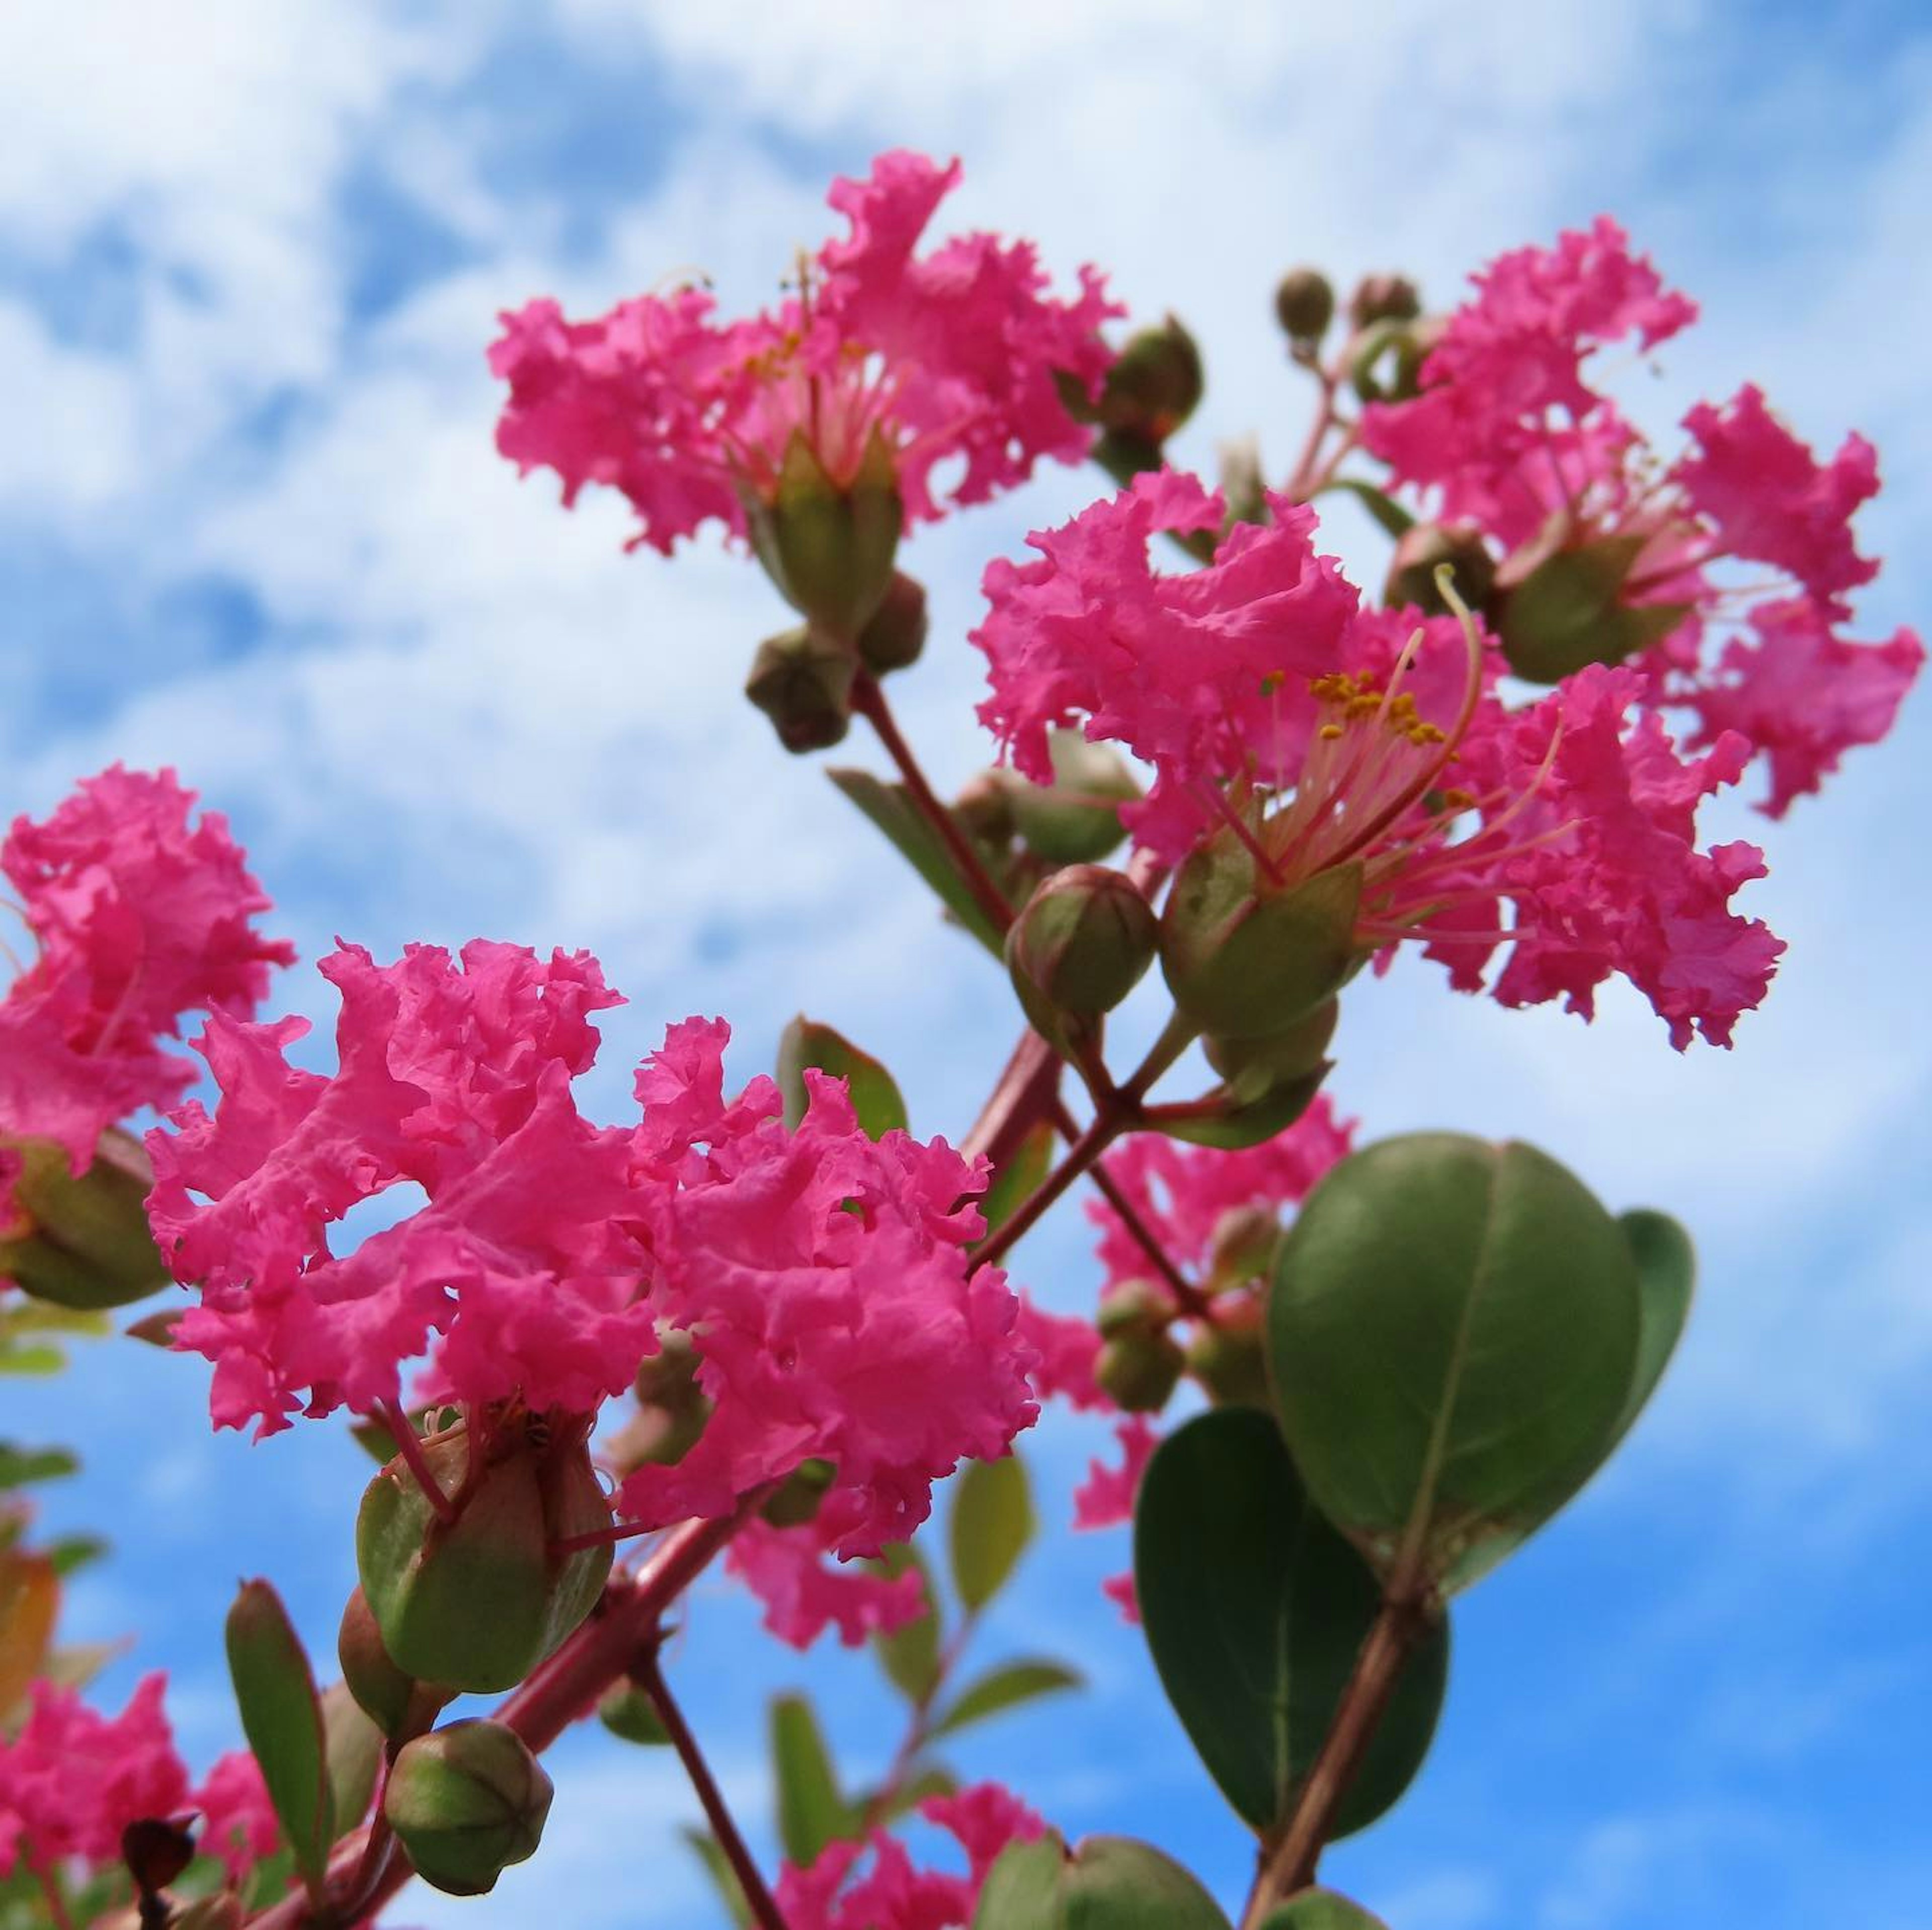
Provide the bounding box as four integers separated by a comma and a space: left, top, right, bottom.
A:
725, 1516, 926, 1650
1072, 1416, 1160, 1532
194, 1749, 279, 1882
619, 1046, 1038, 1558
1011, 1294, 1106, 1411
492, 150, 1116, 555
149, 939, 652, 1435
974, 470, 1358, 858
775, 1782, 1045, 1930
0, 1674, 191, 1876
1, 767, 292, 1179
1087, 1101, 1354, 1296
1359, 226, 1919, 811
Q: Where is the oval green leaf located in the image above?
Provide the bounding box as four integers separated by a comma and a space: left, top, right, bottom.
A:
868, 1542, 943, 1704
1611, 1208, 1695, 1445
1135, 1410, 1448, 1839
770, 1692, 851, 1866
224, 1579, 334, 1895
1258, 1888, 1389, 1929
949, 1453, 1034, 1611
1268, 1134, 1640, 1590
777, 1017, 910, 1138
933, 1658, 1082, 1738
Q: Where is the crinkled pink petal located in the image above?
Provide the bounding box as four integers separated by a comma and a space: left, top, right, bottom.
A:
1073, 1416, 1161, 1532
194, 1749, 279, 1882
726, 1516, 926, 1650
1011, 1295, 1106, 1411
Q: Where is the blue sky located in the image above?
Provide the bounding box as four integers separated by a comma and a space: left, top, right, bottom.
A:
4, 3, 1929, 1925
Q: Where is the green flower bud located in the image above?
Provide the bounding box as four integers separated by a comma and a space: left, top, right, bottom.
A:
1096, 1277, 1169, 1340
760, 1456, 836, 1529
355, 1422, 613, 1695
1201, 996, 1341, 1103
1494, 529, 1691, 685
744, 625, 857, 753
337, 1585, 452, 1740
384, 1721, 553, 1897
597, 1682, 671, 1746
1096, 1328, 1185, 1413
1274, 268, 1336, 346
1160, 837, 1362, 1042
1385, 522, 1497, 618
1204, 1204, 1281, 1291
0, 1130, 170, 1311
1005, 731, 1139, 864
855, 571, 929, 675
1220, 436, 1267, 531
1007, 866, 1157, 1040
1348, 272, 1421, 331
1097, 316, 1204, 445
1185, 1295, 1271, 1408
743, 427, 902, 638
952, 771, 1017, 849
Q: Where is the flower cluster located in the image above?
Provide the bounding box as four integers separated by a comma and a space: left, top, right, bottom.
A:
0, 767, 291, 1207
0, 1673, 275, 1888
1358, 219, 1921, 814
977, 472, 1785, 1046
776, 1782, 1045, 1930
491, 149, 1117, 554
149, 947, 1037, 1565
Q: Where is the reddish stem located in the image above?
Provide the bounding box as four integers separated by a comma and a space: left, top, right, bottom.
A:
376, 1402, 456, 1527
962, 1028, 1063, 1167
968, 1104, 1127, 1278
848, 671, 1016, 941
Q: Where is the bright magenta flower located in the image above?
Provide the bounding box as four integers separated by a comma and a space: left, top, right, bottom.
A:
0, 767, 292, 1180
725, 1516, 926, 1651
776, 1781, 1045, 1930
619, 1036, 1038, 1558
1360, 225, 1921, 813
0, 1674, 190, 1877
491, 150, 1117, 554
1087, 1101, 1354, 1299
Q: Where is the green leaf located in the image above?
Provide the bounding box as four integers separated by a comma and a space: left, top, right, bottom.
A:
1268, 1134, 1640, 1591
682, 1826, 752, 1928
598, 1682, 671, 1746
858, 1763, 958, 1824
0, 1446, 78, 1488
1135, 1410, 1448, 1838
949, 1454, 1034, 1611
320, 1683, 384, 1839
868, 1543, 944, 1704
1612, 1208, 1695, 1446
932, 1658, 1081, 1738
224, 1579, 335, 1895
770, 1692, 850, 1866
977, 1122, 1056, 1241
975, 1832, 1234, 1929
974, 1836, 1067, 1926
0, 1344, 65, 1376
46, 1535, 106, 1578
827, 768, 1005, 957
776, 1018, 909, 1138
1258, 1889, 1389, 1929
1317, 477, 1415, 540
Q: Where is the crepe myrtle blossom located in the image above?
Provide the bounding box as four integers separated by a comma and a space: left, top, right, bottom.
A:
1358, 219, 1922, 813
977, 475, 1783, 1047
776, 1782, 1047, 1930
0, 767, 291, 1193
724, 1514, 927, 1652
148, 947, 1037, 1559
490, 149, 1118, 555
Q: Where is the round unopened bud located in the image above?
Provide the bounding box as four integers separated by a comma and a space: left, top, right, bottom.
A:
1006, 732, 1139, 864
355, 1423, 613, 1695
1349, 272, 1421, 331
1160, 837, 1362, 1042
855, 571, 928, 675
760, 1456, 836, 1529
384, 1721, 553, 1897
744, 625, 857, 753
1096, 1277, 1169, 1340
1096, 1328, 1185, 1413
1386, 522, 1497, 619
952, 771, 1017, 848
1206, 1204, 1280, 1291
744, 428, 902, 638
1274, 267, 1336, 346
633, 1328, 701, 1407
1097, 315, 1204, 445
1185, 1294, 1271, 1409
0, 1130, 170, 1311
1495, 531, 1688, 685
1007, 866, 1157, 1038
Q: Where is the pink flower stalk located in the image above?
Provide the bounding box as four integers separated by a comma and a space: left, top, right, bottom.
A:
1087, 1100, 1354, 1298
1359, 223, 1921, 813
725, 1516, 927, 1651
775, 1783, 1046, 1930
491, 150, 1118, 554
0, 767, 292, 1188
0, 1674, 191, 1877
979, 482, 1780, 1046
149, 953, 1038, 1554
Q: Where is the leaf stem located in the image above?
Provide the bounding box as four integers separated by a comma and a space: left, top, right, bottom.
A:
636, 1646, 792, 1930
